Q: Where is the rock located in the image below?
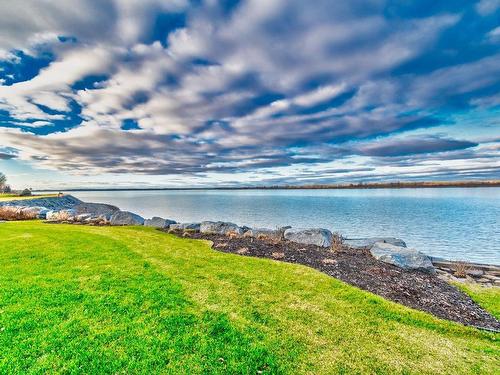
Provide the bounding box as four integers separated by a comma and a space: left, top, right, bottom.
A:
169, 223, 201, 231
74, 202, 119, 216
37, 208, 50, 219
200, 221, 244, 235
110, 211, 145, 226
467, 269, 484, 277
344, 237, 407, 249
144, 217, 176, 229
370, 242, 435, 273
244, 228, 282, 240
284, 228, 333, 248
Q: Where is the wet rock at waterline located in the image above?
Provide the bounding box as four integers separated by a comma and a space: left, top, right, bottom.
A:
370, 242, 435, 273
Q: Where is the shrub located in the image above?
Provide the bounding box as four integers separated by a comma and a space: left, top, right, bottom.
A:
19, 188, 32, 197
330, 232, 344, 252
454, 261, 470, 278
0, 206, 38, 221
227, 231, 240, 239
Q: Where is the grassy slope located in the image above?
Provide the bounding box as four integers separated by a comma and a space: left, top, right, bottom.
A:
0, 222, 498, 374
0, 194, 58, 202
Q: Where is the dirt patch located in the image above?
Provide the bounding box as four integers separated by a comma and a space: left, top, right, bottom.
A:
169, 230, 500, 331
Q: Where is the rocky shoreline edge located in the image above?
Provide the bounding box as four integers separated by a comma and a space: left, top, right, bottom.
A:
1, 195, 499, 331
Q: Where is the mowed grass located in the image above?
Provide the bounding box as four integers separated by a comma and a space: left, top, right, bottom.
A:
0, 194, 58, 202
0, 222, 498, 374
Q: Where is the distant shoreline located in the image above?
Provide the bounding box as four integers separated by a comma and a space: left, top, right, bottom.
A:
37, 180, 500, 192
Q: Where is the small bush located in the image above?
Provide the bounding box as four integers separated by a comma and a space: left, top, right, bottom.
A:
330, 232, 344, 252
19, 188, 32, 197
0, 206, 37, 221
227, 231, 240, 239
454, 261, 470, 278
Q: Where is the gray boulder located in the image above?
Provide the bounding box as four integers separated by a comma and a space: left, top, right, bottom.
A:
74, 202, 119, 217
284, 228, 333, 248
169, 222, 201, 231
344, 237, 406, 249
144, 217, 176, 229
110, 211, 145, 226
200, 221, 244, 235
244, 227, 283, 240
37, 208, 50, 219
370, 242, 435, 273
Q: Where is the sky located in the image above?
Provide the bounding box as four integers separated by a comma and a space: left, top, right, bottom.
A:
0, 0, 499, 189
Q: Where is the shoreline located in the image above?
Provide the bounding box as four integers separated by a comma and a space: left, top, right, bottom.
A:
34, 180, 500, 192
1, 194, 499, 330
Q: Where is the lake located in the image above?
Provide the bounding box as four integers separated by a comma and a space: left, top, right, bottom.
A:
68, 188, 500, 265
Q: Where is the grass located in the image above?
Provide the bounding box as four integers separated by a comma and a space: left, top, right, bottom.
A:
0, 193, 58, 202
454, 283, 500, 320
0, 221, 498, 374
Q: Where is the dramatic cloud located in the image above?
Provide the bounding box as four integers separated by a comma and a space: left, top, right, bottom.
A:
0, 0, 499, 187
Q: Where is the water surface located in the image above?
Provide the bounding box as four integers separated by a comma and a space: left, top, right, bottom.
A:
68, 188, 500, 264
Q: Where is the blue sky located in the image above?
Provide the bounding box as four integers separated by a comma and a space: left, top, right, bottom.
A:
0, 0, 499, 189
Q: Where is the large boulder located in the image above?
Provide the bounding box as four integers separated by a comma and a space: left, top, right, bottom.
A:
110, 211, 145, 226
344, 237, 406, 249
169, 222, 201, 231
284, 228, 333, 248
244, 227, 283, 240
74, 202, 119, 217
144, 217, 177, 229
200, 221, 244, 235
370, 242, 435, 273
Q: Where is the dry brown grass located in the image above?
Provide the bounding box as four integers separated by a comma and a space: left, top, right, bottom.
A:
0, 206, 37, 221
453, 261, 471, 278
227, 231, 240, 239
271, 252, 285, 259
330, 232, 344, 253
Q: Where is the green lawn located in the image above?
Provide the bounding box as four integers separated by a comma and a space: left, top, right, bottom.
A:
0, 194, 58, 202
0, 222, 498, 374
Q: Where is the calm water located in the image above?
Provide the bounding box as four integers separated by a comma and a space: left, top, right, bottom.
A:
68, 188, 500, 265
